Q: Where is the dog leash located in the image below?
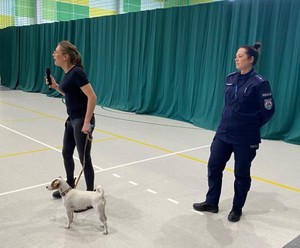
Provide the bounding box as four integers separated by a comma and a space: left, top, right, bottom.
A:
74, 132, 93, 189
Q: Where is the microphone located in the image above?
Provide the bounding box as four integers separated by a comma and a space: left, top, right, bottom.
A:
46, 68, 52, 90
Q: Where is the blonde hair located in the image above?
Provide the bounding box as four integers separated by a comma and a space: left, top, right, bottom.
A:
58, 40, 83, 69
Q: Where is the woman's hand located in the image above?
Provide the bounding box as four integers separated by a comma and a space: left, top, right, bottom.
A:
81, 122, 93, 140
81, 122, 92, 134
45, 75, 59, 90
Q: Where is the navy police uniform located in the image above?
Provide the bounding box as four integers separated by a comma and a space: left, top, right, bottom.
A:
205, 69, 275, 209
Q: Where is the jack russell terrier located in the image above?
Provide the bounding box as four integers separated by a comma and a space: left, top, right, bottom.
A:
46, 177, 108, 234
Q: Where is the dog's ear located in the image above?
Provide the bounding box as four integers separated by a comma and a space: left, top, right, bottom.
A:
52, 179, 60, 189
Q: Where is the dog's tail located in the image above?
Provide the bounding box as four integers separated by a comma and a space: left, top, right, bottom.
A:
95, 185, 104, 197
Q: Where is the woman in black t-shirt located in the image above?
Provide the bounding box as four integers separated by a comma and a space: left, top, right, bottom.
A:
46, 41, 97, 210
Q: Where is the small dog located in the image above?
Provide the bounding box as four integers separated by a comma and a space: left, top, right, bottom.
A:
46, 177, 108, 234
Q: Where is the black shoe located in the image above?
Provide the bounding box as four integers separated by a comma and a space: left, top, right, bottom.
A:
228, 208, 242, 222
193, 202, 219, 213
74, 205, 93, 213
52, 190, 61, 199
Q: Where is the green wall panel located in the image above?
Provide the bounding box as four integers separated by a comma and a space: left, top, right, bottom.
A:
124, 0, 141, 12
15, 0, 34, 18
1, 0, 300, 144
42, 0, 56, 21
74, 4, 89, 18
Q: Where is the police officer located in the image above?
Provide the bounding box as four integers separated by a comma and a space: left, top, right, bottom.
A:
193, 42, 275, 222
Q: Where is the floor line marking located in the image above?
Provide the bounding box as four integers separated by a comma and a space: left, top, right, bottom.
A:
0, 100, 64, 121
128, 181, 138, 186
147, 189, 158, 194
2, 99, 299, 196
167, 198, 179, 204
0, 123, 104, 171
99, 145, 210, 173
191, 209, 204, 215
0, 147, 54, 158
0, 182, 50, 196
98, 129, 209, 164
0, 124, 62, 152
112, 174, 121, 178
0, 137, 120, 158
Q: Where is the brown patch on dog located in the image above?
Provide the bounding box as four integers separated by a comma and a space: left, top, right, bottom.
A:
51, 179, 60, 189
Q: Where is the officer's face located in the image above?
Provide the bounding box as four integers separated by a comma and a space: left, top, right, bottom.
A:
235, 48, 254, 74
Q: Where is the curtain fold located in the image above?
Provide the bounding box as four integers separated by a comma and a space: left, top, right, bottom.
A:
0, 0, 299, 144
0, 27, 19, 89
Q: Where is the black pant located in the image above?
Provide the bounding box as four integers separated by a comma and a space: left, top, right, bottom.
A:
206, 137, 257, 209
62, 115, 95, 191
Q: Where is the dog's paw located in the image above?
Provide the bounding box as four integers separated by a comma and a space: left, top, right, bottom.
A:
65, 225, 70, 229
102, 224, 108, 235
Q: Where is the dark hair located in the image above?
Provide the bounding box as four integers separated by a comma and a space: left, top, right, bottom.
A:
58, 40, 83, 69
240, 42, 262, 65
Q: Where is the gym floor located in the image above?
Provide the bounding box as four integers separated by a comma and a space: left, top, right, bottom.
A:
0, 85, 299, 248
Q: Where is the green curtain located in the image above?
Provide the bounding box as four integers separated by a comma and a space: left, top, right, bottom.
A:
0, 0, 300, 144
0, 27, 19, 89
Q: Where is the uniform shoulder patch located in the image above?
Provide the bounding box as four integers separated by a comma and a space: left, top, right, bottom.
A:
264, 98, 273, 110
253, 73, 266, 83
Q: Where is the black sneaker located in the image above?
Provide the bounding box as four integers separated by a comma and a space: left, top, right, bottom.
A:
193, 201, 219, 213
228, 208, 242, 222
52, 190, 61, 199
74, 206, 93, 213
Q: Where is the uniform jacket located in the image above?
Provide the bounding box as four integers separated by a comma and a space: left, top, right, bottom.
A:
216, 69, 275, 145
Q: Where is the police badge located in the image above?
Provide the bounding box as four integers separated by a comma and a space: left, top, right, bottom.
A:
264, 98, 273, 110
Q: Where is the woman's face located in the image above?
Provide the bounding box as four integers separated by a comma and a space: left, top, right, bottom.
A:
52, 45, 66, 67
235, 48, 254, 73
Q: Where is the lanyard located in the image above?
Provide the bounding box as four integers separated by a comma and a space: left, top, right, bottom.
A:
234, 71, 253, 98
234, 83, 238, 99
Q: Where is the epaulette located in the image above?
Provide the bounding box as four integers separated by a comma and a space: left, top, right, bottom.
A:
226, 71, 239, 78
253, 73, 266, 83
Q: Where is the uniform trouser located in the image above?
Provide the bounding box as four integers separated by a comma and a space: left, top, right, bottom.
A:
205, 137, 257, 209
62, 115, 95, 191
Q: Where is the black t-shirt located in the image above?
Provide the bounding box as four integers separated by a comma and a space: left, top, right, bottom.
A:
60, 66, 89, 119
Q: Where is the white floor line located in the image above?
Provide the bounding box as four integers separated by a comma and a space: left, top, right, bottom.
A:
167, 198, 179, 204
128, 181, 138, 186
0, 124, 210, 197
98, 144, 210, 173
191, 209, 204, 215
0, 182, 50, 196
0, 144, 209, 196
147, 189, 158, 194
0, 123, 104, 171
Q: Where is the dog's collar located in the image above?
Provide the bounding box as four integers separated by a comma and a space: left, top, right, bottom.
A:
60, 187, 72, 196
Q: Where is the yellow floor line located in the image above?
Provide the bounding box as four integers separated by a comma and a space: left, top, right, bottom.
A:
99, 129, 174, 153
0, 100, 64, 121
0, 147, 62, 158
1, 101, 299, 193
99, 129, 300, 193
1, 117, 48, 123
0, 137, 120, 158
93, 137, 121, 143
251, 175, 300, 193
